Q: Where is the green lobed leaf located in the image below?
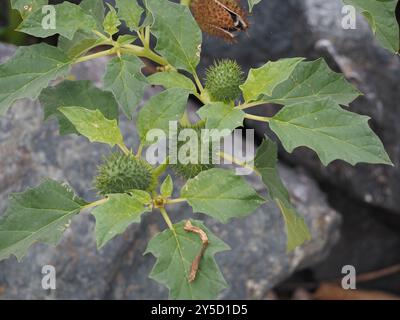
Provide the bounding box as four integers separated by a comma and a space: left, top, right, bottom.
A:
261, 58, 361, 106
129, 190, 152, 205
141, 0, 154, 28
103, 3, 121, 36
146, 0, 202, 73
116, 0, 144, 31
240, 58, 304, 102
59, 106, 124, 147
0, 43, 71, 116
160, 175, 173, 198
117, 34, 138, 46
58, 32, 105, 59
80, 0, 105, 30
145, 220, 230, 300
103, 55, 148, 119
269, 98, 393, 166
0, 179, 86, 261
197, 102, 245, 135
10, 0, 47, 18
57, 0, 106, 58
39, 80, 119, 135
91, 194, 150, 249
137, 88, 190, 144
254, 138, 311, 251
343, 0, 399, 53
147, 71, 197, 92
181, 168, 265, 223
17, 2, 97, 40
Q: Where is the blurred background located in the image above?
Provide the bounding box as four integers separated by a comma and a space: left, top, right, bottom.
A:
0, 0, 399, 299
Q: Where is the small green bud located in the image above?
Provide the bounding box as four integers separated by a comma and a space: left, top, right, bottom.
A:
95, 152, 155, 195
171, 121, 214, 180
205, 59, 244, 102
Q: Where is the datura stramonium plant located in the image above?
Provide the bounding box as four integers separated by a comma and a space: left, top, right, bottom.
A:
0, 0, 398, 299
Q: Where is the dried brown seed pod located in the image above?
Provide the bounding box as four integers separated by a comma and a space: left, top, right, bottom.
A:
190, 0, 249, 42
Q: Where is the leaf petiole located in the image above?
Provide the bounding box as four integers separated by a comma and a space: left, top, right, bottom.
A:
153, 157, 170, 178
74, 48, 117, 64
144, 26, 151, 48
81, 198, 109, 211
218, 151, 256, 173
92, 29, 111, 42
159, 207, 174, 230
236, 101, 266, 110
117, 143, 131, 155
166, 198, 187, 205
192, 71, 204, 94
120, 45, 173, 69
244, 113, 271, 122
136, 142, 143, 158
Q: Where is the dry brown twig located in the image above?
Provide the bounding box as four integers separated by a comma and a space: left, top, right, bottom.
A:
184, 220, 209, 282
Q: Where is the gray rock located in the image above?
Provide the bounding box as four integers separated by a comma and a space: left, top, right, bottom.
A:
310, 188, 400, 295
0, 43, 340, 299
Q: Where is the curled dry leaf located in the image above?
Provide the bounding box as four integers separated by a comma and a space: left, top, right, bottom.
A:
184, 220, 209, 282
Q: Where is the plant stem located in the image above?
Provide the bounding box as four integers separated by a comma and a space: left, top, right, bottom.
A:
121, 44, 171, 68
74, 48, 116, 64
236, 101, 266, 110
218, 151, 256, 172
136, 29, 146, 45
118, 143, 131, 155
81, 198, 109, 210
193, 71, 205, 94
144, 26, 151, 48
166, 198, 187, 205
153, 157, 170, 178
244, 113, 271, 122
76, 30, 174, 71
160, 207, 174, 230
92, 29, 110, 42
179, 110, 192, 127
136, 143, 143, 158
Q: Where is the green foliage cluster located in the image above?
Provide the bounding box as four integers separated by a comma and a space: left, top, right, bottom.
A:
0, 0, 398, 299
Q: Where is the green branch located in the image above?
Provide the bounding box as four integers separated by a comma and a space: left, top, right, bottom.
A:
73, 30, 174, 70
81, 198, 109, 211
236, 101, 267, 110
218, 151, 256, 173
166, 198, 187, 205
159, 207, 174, 230
74, 48, 117, 64
244, 113, 271, 122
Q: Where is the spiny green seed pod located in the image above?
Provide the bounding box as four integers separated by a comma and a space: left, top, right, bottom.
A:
205, 59, 244, 102
95, 152, 155, 195
171, 121, 215, 180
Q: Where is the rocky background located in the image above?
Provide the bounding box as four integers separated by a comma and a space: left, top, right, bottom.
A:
0, 0, 399, 299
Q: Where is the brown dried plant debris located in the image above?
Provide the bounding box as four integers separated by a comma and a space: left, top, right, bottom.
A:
190, 0, 249, 42
184, 220, 209, 282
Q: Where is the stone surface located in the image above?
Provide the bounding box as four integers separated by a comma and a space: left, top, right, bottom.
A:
203, 0, 400, 215
310, 188, 400, 295
0, 43, 340, 299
